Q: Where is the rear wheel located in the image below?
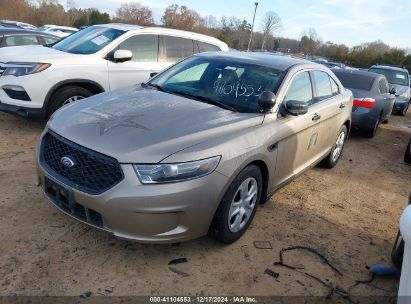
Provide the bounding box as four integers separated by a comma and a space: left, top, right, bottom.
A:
48, 86, 93, 117
210, 165, 262, 244
320, 125, 347, 169
363, 118, 379, 138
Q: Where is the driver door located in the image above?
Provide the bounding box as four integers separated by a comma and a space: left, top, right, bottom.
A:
271, 71, 321, 187
107, 34, 164, 90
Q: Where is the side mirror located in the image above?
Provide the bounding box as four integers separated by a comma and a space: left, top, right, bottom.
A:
150, 72, 158, 78
113, 50, 133, 63
389, 87, 396, 95
258, 91, 276, 112
285, 100, 309, 116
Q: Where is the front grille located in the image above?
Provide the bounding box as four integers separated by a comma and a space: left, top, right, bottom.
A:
0, 64, 5, 76
44, 177, 104, 227
3, 88, 31, 101
40, 131, 124, 195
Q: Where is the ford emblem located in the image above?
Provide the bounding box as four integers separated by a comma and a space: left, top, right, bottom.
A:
61, 156, 76, 168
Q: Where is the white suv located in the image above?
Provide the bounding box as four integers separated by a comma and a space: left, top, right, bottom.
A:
0, 24, 228, 119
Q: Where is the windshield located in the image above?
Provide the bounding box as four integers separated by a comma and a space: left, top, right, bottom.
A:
52, 26, 125, 54
149, 56, 285, 113
369, 68, 409, 86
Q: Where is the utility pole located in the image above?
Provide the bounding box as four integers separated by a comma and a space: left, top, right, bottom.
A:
247, 2, 258, 52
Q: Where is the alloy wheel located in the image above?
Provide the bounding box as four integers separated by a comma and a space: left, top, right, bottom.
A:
228, 177, 258, 233
63, 95, 85, 105
332, 131, 346, 163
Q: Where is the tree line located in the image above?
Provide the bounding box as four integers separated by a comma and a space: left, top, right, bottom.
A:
1, 0, 410, 71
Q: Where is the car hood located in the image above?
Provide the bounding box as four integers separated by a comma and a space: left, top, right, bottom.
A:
391, 84, 410, 97
0, 45, 79, 63
47, 85, 264, 163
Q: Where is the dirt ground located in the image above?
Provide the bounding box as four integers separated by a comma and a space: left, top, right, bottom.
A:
0, 109, 410, 302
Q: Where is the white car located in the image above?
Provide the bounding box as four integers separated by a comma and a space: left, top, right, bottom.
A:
36, 25, 78, 38
0, 23, 228, 119
398, 204, 411, 303
0, 20, 36, 30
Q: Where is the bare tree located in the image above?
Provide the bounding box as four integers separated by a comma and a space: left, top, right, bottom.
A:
260, 11, 281, 50
116, 2, 154, 25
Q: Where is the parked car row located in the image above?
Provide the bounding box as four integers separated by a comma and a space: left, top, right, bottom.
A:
0, 22, 408, 245
0, 28, 59, 48
35, 24, 78, 38
0, 23, 228, 119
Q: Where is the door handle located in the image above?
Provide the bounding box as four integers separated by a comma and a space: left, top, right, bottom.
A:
312, 113, 321, 121
339, 103, 346, 109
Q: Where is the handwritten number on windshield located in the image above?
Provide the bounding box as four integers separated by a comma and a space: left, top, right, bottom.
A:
213, 81, 263, 98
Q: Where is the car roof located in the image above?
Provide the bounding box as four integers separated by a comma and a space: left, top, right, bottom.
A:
0, 28, 59, 37
95, 23, 227, 48
194, 51, 313, 71
369, 64, 408, 73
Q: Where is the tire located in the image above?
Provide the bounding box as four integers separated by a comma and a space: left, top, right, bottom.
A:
210, 165, 262, 244
405, 139, 411, 164
400, 103, 409, 116
392, 231, 405, 269
319, 125, 347, 169
363, 118, 379, 138
47, 86, 93, 117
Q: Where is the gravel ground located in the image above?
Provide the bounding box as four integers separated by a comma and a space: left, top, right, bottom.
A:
0, 109, 410, 303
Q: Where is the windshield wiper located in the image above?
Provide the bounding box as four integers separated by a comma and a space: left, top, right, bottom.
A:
143, 83, 168, 93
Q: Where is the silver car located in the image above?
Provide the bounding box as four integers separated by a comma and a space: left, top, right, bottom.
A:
36, 52, 352, 243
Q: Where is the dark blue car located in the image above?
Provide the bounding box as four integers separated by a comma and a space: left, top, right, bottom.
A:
369, 65, 410, 116
334, 69, 395, 138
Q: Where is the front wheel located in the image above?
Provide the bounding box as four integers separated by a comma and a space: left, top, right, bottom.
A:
400, 103, 409, 116
210, 165, 262, 244
48, 86, 93, 117
319, 125, 347, 169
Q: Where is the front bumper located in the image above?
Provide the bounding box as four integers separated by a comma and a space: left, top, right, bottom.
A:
394, 99, 409, 113
0, 73, 51, 119
0, 102, 47, 119
37, 161, 229, 243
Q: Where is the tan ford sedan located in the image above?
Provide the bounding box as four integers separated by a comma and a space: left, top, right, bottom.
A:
36, 52, 352, 243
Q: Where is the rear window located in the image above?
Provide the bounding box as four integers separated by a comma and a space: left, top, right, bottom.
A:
334, 72, 374, 90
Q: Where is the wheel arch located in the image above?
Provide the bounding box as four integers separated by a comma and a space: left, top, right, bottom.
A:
44, 79, 105, 113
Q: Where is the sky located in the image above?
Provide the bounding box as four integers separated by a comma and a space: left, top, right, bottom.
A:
62, 0, 411, 48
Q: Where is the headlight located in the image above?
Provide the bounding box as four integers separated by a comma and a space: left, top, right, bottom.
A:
3, 62, 51, 77
134, 156, 221, 184
398, 92, 410, 101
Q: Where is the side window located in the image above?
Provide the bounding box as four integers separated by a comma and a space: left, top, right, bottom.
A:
379, 78, 388, 94
197, 41, 221, 52
163, 36, 194, 62
117, 35, 159, 62
312, 71, 333, 103
330, 77, 340, 96
284, 72, 313, 105
43, 36, 59, 45
3, 35, 39, 47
